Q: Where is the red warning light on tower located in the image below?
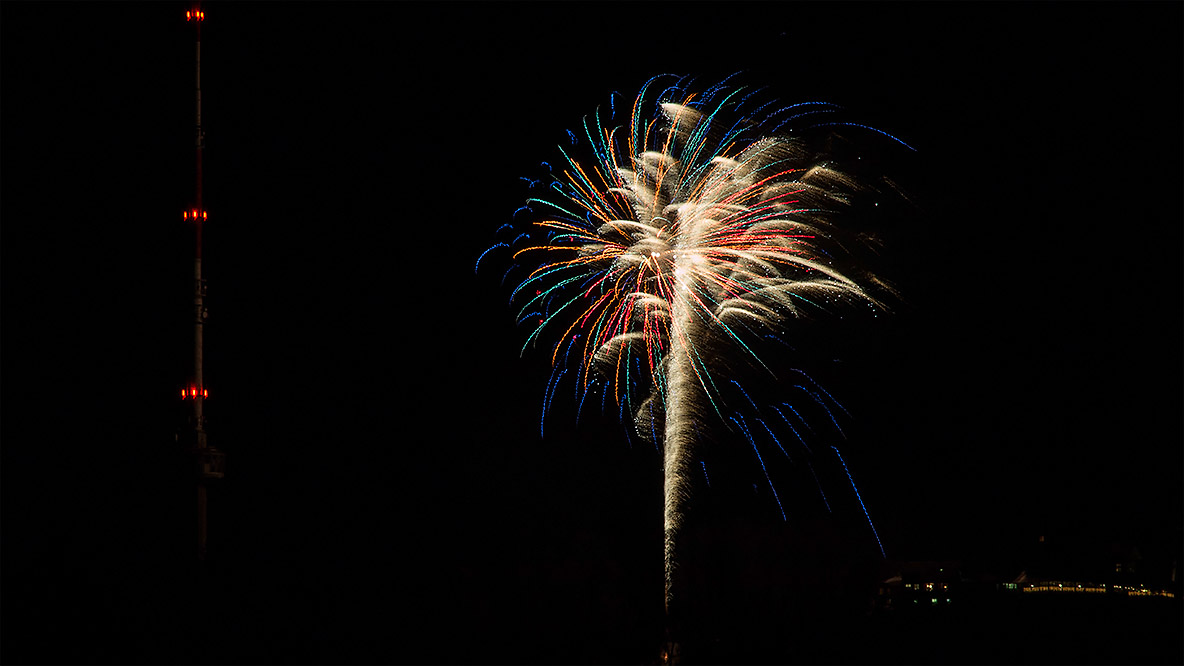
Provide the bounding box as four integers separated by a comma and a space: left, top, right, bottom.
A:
180, 385, 209, 400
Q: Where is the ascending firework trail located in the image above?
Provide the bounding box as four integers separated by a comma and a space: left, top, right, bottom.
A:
478, 73, 909, 646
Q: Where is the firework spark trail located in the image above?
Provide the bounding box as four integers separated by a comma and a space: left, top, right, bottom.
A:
480, 74, 905, 616
833, 446, 886, 558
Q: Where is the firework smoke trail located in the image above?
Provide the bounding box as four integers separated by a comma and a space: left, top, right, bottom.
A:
478, 74, 907, 616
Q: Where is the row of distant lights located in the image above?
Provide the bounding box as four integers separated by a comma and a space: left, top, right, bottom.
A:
1022, 582, 1106, 594
186, 9, 205, 21
183, 209, 208, 221
1013, 581, 1174, 597
910, 581, 1176, 598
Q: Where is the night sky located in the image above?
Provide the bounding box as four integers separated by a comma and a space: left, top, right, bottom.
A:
2, 2, 1181, 663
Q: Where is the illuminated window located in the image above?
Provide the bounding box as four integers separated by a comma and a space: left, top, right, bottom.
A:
925, 583, 934, 591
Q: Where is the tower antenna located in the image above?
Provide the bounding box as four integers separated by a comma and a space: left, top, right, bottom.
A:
181, 3, 223, 561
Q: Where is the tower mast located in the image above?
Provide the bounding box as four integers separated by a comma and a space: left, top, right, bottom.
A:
182, 3, 223, 561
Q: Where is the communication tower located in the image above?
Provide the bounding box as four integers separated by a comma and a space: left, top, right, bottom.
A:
179, 4, 224, 561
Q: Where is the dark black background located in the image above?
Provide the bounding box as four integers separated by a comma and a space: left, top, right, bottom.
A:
3, 2, 1181, 663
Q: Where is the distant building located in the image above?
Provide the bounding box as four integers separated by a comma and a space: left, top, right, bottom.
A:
877, 560, 963, 610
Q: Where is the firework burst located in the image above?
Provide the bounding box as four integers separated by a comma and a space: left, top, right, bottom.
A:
478, 74, 907, 616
